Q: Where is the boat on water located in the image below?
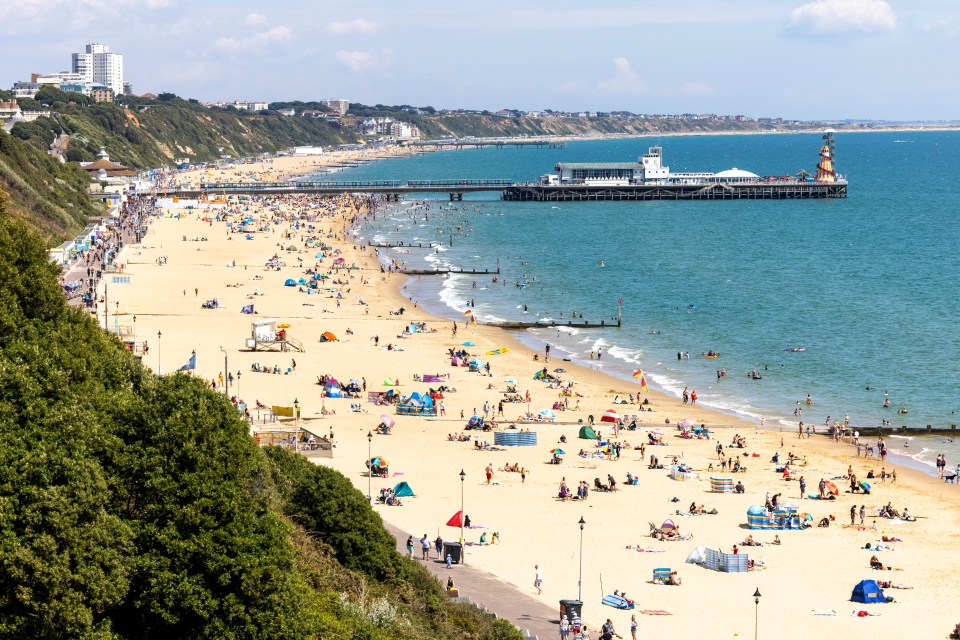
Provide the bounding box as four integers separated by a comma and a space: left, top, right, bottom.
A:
501, 132, 847, 201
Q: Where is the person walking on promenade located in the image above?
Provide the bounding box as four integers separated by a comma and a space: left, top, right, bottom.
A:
534, 565, 543, 595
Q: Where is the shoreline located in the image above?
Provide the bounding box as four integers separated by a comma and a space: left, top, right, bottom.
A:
115, 151, 960, 638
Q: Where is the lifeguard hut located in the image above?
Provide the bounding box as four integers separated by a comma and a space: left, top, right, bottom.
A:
246, 319, 304, 352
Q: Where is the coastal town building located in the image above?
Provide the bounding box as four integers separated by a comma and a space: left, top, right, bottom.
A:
361, 117, 420, 140
71, 43, 124, 95
319, 99, 350, 116
11, 81, 40, 98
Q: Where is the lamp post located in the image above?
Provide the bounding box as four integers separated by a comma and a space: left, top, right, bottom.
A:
293, 398, 300, 451
236, 371, 241, 401
754, 588, 762, 640
367, 431, 373, 503
220, 347, 229, 400
578, 516, 586, 602
157, 330, 162, 375
132, 315, 137, 352
459, 469, 466, 565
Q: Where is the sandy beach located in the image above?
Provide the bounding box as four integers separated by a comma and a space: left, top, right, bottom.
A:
112, 155, 960, 640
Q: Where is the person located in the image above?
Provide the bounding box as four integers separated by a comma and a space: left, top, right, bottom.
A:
435, 535, 444, 556
406, 536, 414, 559
421, 534, 430, 559
446, 575, 455, 590
860, 505, 866, 526
534, 564, 543, 594
851, 504, 857, 526
479, 532, 488, 545
601, 619, 620, 640
559, 615, 570, 640
446, 553, 453, 569
735, 480, 745, 494
630, 614, 638, 640
668, 570, 682, 585
486, 463, 494, 485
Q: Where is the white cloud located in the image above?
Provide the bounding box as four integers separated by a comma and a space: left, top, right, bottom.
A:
595, 58, 648, 96
335, 48, 394, 73
215, 26, 293, 53
786, 0, 896, 37
593, 58, 714, 98
244, 12, 268, 26
327, 19, 381, 35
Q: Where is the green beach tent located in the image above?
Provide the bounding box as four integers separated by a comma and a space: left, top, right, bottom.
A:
579, 425, 597, 440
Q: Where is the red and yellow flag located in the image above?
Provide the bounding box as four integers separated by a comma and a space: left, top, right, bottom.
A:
633, 369, 649, 392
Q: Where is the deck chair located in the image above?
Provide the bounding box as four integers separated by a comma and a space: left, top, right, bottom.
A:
652, 567, 671, 584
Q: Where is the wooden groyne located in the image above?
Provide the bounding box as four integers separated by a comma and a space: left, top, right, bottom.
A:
489, 318, 621, 330
399, 267, 499, 275
368, 242, 439, 248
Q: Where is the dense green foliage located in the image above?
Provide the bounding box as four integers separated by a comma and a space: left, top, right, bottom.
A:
0, 201, 522, 639
0, 132, 102, 241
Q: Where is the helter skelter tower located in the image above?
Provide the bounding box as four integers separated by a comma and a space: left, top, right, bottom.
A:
815, 130, 837, 183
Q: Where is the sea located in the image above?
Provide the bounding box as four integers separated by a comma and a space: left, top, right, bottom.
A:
322, 131, 960, 477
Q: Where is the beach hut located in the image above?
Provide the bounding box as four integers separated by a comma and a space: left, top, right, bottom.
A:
851, 580, 887, 604
711, 477, 734, 493
579, 425, 597, 440
393, 481, 415, 497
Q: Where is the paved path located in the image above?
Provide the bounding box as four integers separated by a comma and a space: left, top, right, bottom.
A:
384, 521, 558, 640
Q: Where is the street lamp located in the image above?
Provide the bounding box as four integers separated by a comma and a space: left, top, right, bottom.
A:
753, 588, 762, 640
367, 431, 373, 503
293, 398, 300, 451
220, 346, 229, 400
236, 371, 241, 401
132, 315, 136, 352
578, 516, 586, 602
459, 469, 466, 566
157, 330, 162, 375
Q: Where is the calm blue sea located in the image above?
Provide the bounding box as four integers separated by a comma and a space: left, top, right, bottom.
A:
333, 131, 960, 473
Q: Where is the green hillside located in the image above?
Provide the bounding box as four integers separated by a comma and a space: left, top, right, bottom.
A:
0, 193, 522, 640
11, 92, 357, 169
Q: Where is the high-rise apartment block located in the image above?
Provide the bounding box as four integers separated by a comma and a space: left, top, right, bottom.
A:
71, 43, 124, 95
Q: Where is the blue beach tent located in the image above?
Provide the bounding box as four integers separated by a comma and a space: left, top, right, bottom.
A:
851, 580, 886, 604
284, 278, 296, 286
393, 481, 415, 497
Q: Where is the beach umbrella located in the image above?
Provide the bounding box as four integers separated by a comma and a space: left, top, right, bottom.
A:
678, 419, 696, 428
600, 409, 621, 423
277, 323, 291, 329
823, 480, 839, 496
371, 456, 389, 467
540, 409, 556, 420
551, 448, 566, 455
650, 429, 664, 435
446, 510, 464, 527
380, 415, 395, 427
322, 331, 338, 341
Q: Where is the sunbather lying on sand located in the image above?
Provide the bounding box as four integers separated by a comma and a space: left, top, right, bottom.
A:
869, 555, 902, 570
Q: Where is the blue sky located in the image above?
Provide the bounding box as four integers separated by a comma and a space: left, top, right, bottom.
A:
1, 0, 957, 120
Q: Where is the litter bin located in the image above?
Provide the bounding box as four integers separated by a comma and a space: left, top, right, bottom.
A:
559, 599, 582, 622
442, 541, 463, 564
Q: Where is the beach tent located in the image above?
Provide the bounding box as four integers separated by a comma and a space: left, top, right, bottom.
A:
600, 409, 621, 423
686, 546, 707, 565
324, 384, 342, 398
321, 331, 338, 342
579, 425, 597, 440
393, 481, 415, 497
297, 277, 307, 285
851, 580, 887, 604
284, 278, 297, 286
446, 510, 464, 527
711, 477, 734, 493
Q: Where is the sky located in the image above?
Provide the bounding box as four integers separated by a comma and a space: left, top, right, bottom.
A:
1, 0, 958, 120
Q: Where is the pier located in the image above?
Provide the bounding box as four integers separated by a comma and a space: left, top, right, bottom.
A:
411, 138, 566, 149
147, 178, 846, 202
502, 181, 848, 201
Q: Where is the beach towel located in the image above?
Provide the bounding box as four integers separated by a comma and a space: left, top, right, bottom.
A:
812, 610, 837, 616
640, 610, 672, 616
